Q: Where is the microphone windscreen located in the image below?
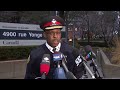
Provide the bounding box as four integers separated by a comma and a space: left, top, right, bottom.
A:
53, 53, 63, 62
40, 54, 50, 75
40, 64, 50, 75
41, 54, 50, 64
84, 45, 92, 53
84, 45, 96, 59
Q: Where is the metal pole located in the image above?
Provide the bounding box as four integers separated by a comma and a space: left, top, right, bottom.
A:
55, 11, 58, 16
73, 28, 74, 47
83, 61, 95, 79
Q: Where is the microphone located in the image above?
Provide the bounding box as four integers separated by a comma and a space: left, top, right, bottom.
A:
71, 48, 95, 79
84, 45, 99, 70
84, 45, 96, 60
40, 54, 50, 79
84, 45, 103, 79
79, 55, 96, 79
53, 52, 67, 79
61, 54, 77, 79
53, 52, 77, 79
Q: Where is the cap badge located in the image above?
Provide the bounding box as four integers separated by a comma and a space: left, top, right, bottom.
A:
51, 19, 57, 25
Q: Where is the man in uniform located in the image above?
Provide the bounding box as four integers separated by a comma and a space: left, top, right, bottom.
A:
24, 15, 85, 79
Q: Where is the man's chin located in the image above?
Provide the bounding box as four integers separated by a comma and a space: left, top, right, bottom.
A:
52, 43, 59, 47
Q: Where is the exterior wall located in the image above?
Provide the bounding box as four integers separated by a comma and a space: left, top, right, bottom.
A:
0, 59, 27, 79
98, 49, 120, 79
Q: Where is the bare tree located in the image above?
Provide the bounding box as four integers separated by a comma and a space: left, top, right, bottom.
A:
0, 11, 52, 24
98, 11, 118, 47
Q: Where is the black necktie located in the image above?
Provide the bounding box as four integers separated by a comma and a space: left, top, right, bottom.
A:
53, 48, 57, 53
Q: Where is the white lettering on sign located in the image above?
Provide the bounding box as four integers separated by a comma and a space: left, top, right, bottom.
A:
29, 32, 42, 38
18, 33, 27, 37
2, 32, 16, 37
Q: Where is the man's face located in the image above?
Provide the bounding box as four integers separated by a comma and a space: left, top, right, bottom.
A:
44, 29, 61, 47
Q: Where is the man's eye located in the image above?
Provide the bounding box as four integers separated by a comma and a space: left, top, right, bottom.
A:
56, 32, 61, 34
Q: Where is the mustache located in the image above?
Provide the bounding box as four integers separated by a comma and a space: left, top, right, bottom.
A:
52, 39, 61, 42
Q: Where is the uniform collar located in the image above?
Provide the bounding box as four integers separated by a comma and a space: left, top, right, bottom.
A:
45, 42, 61, 53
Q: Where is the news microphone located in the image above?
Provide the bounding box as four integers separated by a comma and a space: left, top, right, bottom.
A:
79, 55, 95, 79
53, 52, 67, 79
84, 45, 98, 70
74, 52, 95, 79
61, 54, 77, 79
53, 52, 77, 79
84, 45, 96, 60
84, 45, 103, 79
40, 54, 50, 79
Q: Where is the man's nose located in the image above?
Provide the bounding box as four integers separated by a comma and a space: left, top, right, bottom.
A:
53, 33, 57, 37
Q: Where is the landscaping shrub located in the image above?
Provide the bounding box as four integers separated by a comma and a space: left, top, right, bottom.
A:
0, 46, 37, 61
110, 37, 120, 65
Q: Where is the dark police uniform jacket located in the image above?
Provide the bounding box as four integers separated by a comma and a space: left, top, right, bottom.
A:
24, 41, 85, 79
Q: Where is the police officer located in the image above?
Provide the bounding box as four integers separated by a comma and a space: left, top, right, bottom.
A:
24, 15, 85, 79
